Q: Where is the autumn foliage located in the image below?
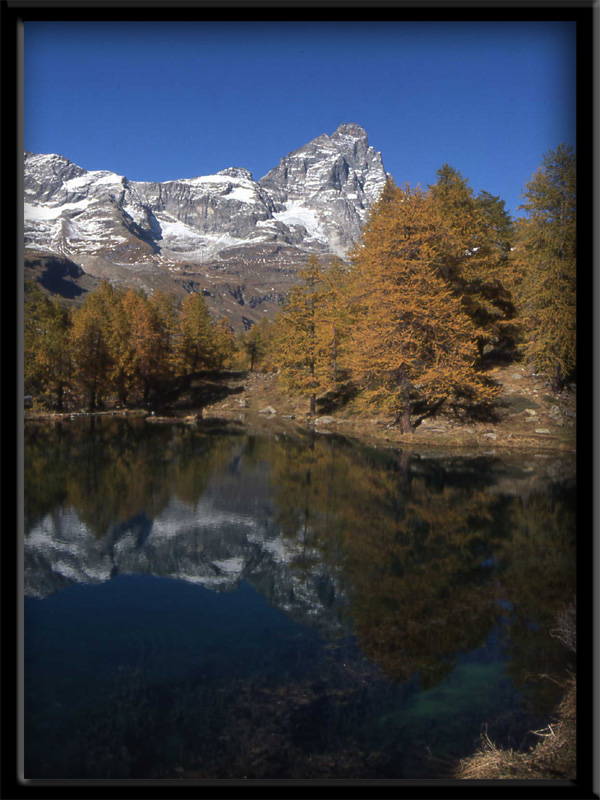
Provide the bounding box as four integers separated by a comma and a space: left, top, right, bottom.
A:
25, 281, 235, 411
511, 144, 576, 390
346, 181, 499, 431
272, 256, 350, 415
270, 146, 575, 428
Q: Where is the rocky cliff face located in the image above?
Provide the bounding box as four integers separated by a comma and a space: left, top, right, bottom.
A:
24, 124, 389, 328
260, 123, 388, 256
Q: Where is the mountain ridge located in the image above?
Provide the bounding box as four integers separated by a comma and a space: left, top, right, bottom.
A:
24, 124, 390, 329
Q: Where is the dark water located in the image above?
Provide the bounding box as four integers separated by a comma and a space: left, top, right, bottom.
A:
23, 418, 576, 779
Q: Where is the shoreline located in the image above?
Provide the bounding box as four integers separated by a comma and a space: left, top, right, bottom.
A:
24, 361, 576, 456
24, 407, 576, 458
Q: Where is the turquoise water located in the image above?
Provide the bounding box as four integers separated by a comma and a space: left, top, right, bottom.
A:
23, 419, 576, 779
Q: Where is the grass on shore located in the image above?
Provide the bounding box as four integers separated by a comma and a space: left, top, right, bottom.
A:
455, 603, 577, 780
454, 676, 576, 779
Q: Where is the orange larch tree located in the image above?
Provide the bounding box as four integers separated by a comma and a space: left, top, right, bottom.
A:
272, 255, 336, 416
348, 181, 497, 432
173, 291, 218, 377
70, 280, 118, 410
428, 165, 517, 356
24, 281, 72, 410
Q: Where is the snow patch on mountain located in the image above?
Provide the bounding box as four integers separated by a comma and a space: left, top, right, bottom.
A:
272, 202, 329, 244
25, 199, 92, 219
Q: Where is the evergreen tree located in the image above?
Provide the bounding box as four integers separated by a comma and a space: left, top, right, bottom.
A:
473, 189, 519, 351
475, 190, 515, 270
348, 182, 497, 432
512, 144, 576, 390
428, 164, 482, 283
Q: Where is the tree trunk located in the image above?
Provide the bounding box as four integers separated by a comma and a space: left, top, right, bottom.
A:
552, 363, 563, 393
395, 369, 413, 433
117, 373, 128, 407
396, 404, 413, 434
309, 345, 316, 416
332, 324, 338, 388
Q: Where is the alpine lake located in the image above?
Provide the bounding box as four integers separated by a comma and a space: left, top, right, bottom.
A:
23, 415, 576, 780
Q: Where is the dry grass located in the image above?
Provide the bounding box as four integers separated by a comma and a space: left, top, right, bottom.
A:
455, 675, 576, 780
457, 600, 577, 781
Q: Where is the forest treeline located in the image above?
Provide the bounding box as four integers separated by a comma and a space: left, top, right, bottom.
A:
25, 144, 576, 428
25, 279, 237, 411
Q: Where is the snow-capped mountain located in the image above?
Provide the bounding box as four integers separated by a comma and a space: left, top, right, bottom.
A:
24, 124, 389, 328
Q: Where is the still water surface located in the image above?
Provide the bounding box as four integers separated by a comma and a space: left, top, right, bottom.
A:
24, 418, 576, 779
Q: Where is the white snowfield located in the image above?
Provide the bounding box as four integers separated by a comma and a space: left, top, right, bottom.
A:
272, 202, 329, 244
25, 199, 92, 219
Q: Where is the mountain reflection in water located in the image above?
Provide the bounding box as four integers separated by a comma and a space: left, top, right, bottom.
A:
24, 418, 576, 779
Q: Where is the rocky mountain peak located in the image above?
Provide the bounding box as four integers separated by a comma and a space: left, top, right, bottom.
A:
258, 123, 389, 256
331, 122, 368, 141
217, 167, 254, 181
25, 124, 390, 328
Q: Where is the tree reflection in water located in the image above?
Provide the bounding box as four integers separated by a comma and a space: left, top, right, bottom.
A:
24, 420, 576, 779
262, 433, 575, 704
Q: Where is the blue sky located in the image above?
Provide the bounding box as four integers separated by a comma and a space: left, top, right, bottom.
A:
24, 21, 576, 218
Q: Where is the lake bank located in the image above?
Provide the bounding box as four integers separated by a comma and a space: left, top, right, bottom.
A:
26, 362, 576, 456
